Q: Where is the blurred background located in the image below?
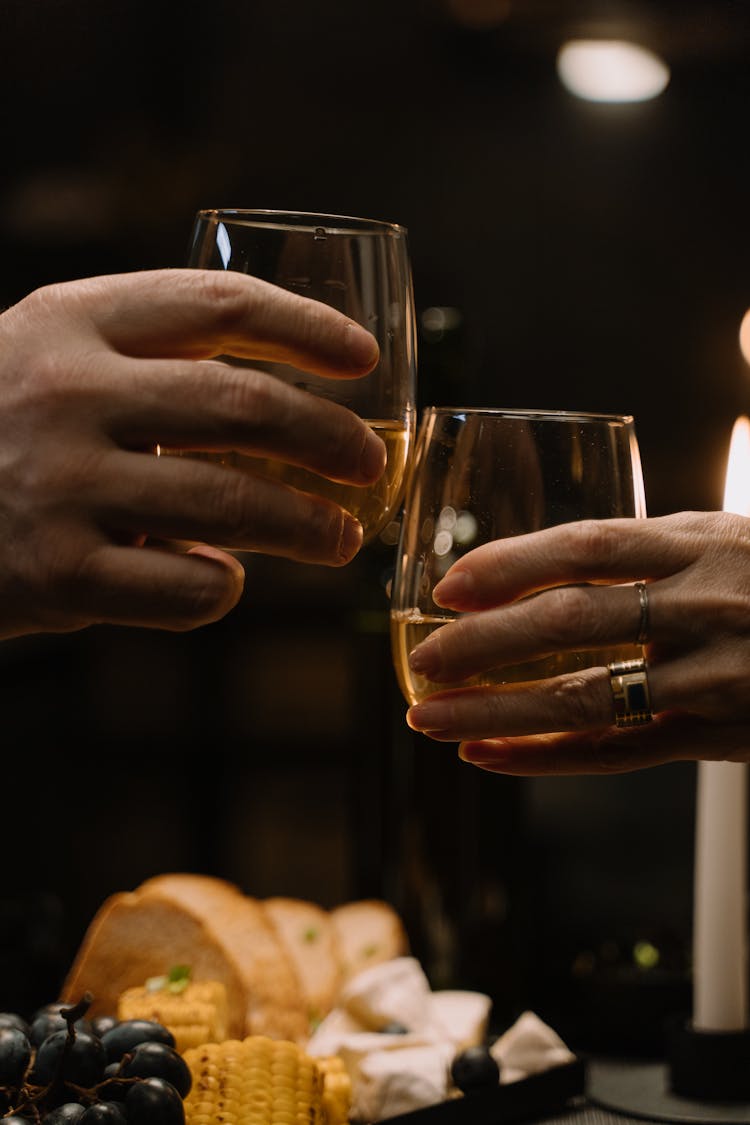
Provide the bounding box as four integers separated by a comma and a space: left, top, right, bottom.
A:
0, 0, 748, 1058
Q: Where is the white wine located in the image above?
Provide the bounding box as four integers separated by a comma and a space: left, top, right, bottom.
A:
391, 609, 642, 706
161, 418, 411, 545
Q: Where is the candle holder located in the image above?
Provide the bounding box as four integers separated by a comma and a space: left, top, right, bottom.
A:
588, 1039, 750, 1124
668, 1020, 750, 1100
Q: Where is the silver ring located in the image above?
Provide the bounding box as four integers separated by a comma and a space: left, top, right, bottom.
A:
634, 581, 650, 646
608, 657, 653, 727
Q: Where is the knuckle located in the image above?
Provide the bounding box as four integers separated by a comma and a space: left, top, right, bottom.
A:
205, 363, 281, 437
231, 366, 276, 421
210, 466, 256, 531
563, 519, 621, 574
540, 586, 597, 646
550, 672, 601, 730
191, 270, 254, 334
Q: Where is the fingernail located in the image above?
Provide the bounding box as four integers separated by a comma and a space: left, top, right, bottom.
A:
408, 642, 439, 678
339, 513, 363, 561
360, 428, 387, 482
345, 322, 380, 370
433, 570, 473, 608
406, 702, 444, 731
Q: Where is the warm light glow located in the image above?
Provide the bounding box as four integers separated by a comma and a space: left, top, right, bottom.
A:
556, 39, 670, 103
723, 416, 750, 517
740, 309, 750, 366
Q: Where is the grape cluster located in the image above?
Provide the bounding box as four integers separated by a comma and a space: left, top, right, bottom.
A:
0, 994, 190, 1125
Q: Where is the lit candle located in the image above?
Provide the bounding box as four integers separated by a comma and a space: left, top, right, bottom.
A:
692, 415, 750, 1031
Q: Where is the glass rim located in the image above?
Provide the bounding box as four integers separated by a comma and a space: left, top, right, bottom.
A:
194, 208, 408, 236
421, 405, 635, 425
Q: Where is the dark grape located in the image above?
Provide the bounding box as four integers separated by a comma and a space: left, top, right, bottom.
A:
42, 1102, 88, 1125
121, 1042, 191, 1098
125, 1077, 184, 1125
3, 1116, 34, 1124
0, 1026, 32, 1086
101, 1021, 174, 1063
90, 1017, 119, 1040
98, 1062, 128, 1102
78, 1103, 128, 1125
30, 1013, 93, 1048
30, 1029, 106, 1088
33, 1003, 94, 1028
450, 1045, 500, 1093
32, 1003, 67, 1021
0, 1012, 31, 1036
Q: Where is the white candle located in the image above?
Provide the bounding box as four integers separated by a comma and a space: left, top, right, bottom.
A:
692, 415, 750, 1031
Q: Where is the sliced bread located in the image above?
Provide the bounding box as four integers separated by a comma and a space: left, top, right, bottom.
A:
330, 899, 409, 983
262, 896, 342, 1026
60, 890, 247, 1036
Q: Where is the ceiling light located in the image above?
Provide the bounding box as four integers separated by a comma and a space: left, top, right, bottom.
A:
557, 39, 670, 103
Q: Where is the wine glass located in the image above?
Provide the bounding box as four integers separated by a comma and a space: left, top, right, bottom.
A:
390, 406, 647, 705
162, 208, 417, 545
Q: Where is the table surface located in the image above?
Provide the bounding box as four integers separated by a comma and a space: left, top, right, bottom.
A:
534, 1058, 750, 1125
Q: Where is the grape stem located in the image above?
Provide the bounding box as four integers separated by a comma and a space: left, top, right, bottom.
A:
60, 992, 94, 1030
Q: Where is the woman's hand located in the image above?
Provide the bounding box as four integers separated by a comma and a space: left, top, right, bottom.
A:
405, 511, 750, 773
0, 268, 384, 639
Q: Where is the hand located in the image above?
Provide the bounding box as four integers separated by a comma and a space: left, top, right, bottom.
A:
404, 511, 750, 773
0, 268, 384, 640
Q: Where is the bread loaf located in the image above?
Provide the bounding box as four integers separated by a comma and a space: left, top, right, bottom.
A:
61, 874, 408, 1043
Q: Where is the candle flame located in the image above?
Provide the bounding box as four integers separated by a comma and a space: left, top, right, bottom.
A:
723, 415, 750, 516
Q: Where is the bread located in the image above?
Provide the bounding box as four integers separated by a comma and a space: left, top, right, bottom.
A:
263, 896, 342, 1024
60, 890, 248, 1036
330, 899, 409, 982
131, 873, 310, 1043
61, 874, 408, 1043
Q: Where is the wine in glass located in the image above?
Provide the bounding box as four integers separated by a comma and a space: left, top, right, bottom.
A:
390, 406, 647, 705
162, 209, 417, 545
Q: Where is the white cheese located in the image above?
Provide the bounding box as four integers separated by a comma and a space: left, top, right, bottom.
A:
339, 955, 435, 1033
429, 989, 492, 1050
346, 1042, 454, 1122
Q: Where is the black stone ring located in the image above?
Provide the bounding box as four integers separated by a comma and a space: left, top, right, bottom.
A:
608, 657, 653, 727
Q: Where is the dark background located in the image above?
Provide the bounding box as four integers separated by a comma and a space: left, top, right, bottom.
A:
0, 0, 748, 1056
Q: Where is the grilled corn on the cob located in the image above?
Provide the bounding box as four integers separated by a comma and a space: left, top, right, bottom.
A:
182, 1035, 351, 1125
118, 976, 228, 1053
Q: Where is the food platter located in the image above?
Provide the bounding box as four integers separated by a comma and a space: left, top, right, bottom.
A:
377, 1058, 586, 1124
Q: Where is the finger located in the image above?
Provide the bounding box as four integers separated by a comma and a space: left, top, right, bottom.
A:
431, 512, 724, 611
67, 542, 246, 630
456, 713, 750, 775
408, 582, 645, 684
407, 666, 620, 740
94, 449, 365, 566
53, 269, 380, 374
107, 356, 386, 486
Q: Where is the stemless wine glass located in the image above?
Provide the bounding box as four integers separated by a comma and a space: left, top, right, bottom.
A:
390, 406, 647, 705
162, 208, 417, 545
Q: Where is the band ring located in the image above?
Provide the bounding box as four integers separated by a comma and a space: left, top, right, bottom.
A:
634, 581, 650, 646
608, 657, 653, 727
